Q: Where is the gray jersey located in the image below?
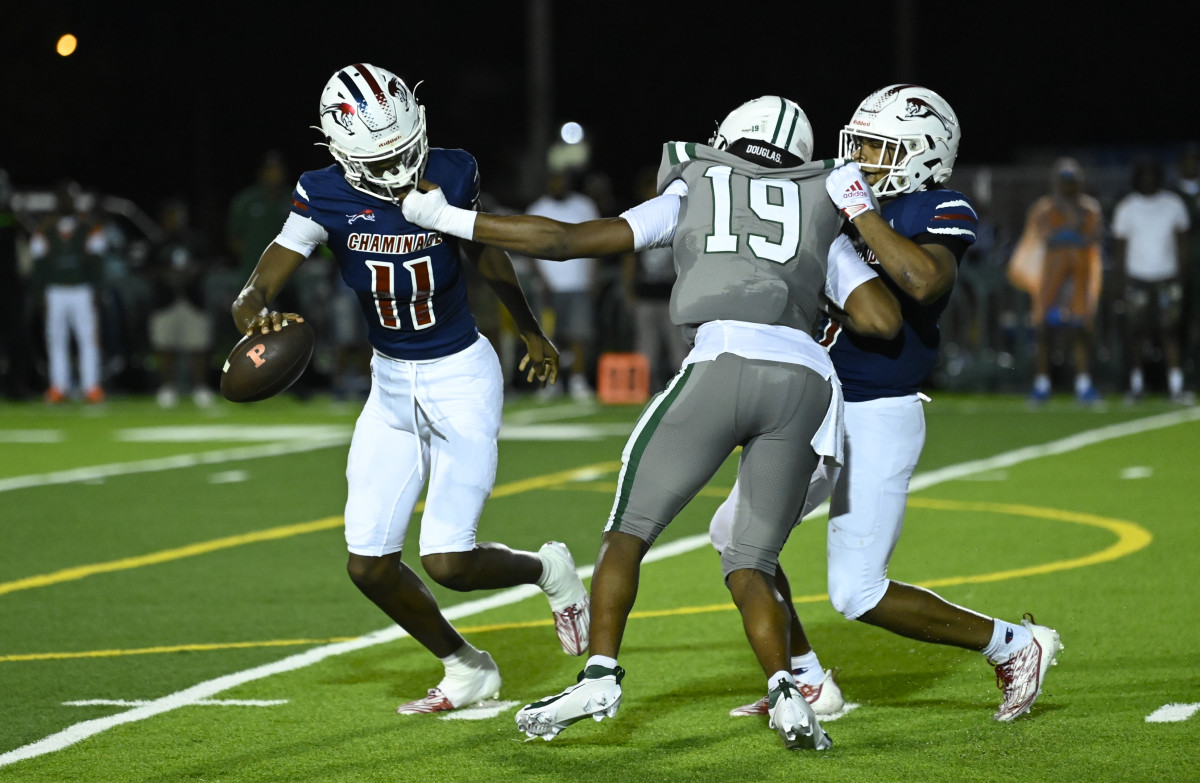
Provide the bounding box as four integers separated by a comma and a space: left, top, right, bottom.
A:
657, 142, 843, 340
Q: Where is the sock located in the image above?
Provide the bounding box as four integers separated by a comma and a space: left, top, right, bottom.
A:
586, 654, 619, 672
1169, 367, 1184, 395
768, 670, 795, 693
982, 620, 1033, 664
790, 651, 825, 686
1130, 368, 1145, 395
1074, 373, 1092, 395
441, 643, 484, 675
1034, 374, 1051, 393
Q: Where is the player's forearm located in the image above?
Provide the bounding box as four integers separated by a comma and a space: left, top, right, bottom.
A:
231, 243, 305, 332
854, 211, 954, 302
474, 245, 543, 335
840, 278, 902, 339
471, 214, 565, 258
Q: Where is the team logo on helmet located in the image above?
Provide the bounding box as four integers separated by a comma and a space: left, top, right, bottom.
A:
322, 101, 357, 133
903, 98, 955, 138
387, 78, 410, 109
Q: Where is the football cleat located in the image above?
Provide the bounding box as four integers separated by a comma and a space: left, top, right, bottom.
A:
396, 651, 501, 715
730, 667, 845, 718
992, 615, 1062, 722
515, 664, 624, 741
768, 680, 832, 750
538, 542, 590, 656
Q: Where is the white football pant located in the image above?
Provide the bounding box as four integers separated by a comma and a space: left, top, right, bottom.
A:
709, 394, 925, 620
343, 334, 503, 557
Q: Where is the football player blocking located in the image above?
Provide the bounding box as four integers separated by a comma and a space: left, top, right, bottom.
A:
230, 63, 590, 715
402, 96, 903, 750
707, 86, 1062, 723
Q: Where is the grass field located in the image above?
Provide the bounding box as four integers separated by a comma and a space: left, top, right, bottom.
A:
1, 391, 1199, 782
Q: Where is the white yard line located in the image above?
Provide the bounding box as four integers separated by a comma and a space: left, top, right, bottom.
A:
2, 407, 1198, 768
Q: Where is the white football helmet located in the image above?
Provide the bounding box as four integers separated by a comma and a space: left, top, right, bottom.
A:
710, 96, 814, 165
839, 84, 960, 197
317, 63, 427, 201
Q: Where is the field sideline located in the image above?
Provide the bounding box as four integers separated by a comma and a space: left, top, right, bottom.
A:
1, 394, 1198, 781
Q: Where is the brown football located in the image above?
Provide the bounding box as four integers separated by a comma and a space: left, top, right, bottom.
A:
220, 319, 315, 403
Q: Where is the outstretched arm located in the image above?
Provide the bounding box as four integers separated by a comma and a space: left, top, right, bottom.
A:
402, 180, 636, 259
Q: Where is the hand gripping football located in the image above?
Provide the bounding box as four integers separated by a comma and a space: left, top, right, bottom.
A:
220, 318, 315, 403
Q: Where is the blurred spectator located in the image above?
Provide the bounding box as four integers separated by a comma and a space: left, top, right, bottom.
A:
1175, 144, 1200, 376
145, 199, 217, 407
526, 170, 600, 401
1112, 158, 1192, 404
29, 182, 107, 403
228, 151, 291, 279
1008, 158, 1103, 404
0, 169, 35, 399
623, 167, 686, 391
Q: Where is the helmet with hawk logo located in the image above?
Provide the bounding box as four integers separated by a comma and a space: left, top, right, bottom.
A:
839, 85, 960, 197
317, 63, 427, 202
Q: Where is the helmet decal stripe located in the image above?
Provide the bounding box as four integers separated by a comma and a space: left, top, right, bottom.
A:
770, 99, 789, 146
782, 107, 800, 152
353, 63, 390, 111
336, 70, 368, 110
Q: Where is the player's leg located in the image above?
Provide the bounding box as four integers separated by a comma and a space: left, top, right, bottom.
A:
829, 396, 1061, 718
343, 366, 454, 651
345, 354, 502, 713
826, 396, 988, 644
516, 360, 741, 739
596, 358, 743, 657
720, 361, 832, 750
416, 336, 589, 654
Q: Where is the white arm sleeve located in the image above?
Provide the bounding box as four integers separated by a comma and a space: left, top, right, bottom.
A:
825, 233, 879, 309
273, 211, 328, 257
619, 179, 689, 251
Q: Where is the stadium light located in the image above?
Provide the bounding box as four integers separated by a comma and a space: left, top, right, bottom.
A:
560, 122, 585, 145
57, 34, 78, 57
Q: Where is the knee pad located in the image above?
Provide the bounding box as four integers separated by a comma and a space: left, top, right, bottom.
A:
719, 541, 777, 579
827, 568, 889, 620
709, 496, 735, 554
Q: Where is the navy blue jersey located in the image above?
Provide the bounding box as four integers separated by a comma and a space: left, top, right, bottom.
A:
290, 148, 481, 360
819, 188, 977, 402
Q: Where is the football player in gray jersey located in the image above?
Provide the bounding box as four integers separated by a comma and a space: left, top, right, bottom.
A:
402, 96, 900, 750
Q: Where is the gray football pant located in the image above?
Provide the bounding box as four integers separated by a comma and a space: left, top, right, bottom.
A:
606, 353, 832, 576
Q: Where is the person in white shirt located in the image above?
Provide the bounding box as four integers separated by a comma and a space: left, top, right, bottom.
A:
1112, 158, 1193, 403
526, 171, 601, 400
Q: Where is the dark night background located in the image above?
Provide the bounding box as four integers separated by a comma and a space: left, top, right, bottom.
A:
2, 1, 1194, 238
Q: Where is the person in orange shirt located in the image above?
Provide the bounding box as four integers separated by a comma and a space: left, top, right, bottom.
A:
1009, 158, 1104, 404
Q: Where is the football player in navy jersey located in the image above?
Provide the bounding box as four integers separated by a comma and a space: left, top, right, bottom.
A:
710, 86, 1063, 723
231, 63, 590, 715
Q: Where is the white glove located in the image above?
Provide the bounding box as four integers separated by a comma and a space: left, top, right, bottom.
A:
825, 162, 877, 221
401, 185, 477, 239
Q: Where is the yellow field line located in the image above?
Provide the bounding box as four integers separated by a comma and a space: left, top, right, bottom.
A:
0, 460, 622, 597
3, 499, 1151, 664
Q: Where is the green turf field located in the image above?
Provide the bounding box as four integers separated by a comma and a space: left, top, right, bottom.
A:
1, 392, 1198, 782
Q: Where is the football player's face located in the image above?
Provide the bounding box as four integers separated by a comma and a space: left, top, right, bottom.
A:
853, 139, 895, 185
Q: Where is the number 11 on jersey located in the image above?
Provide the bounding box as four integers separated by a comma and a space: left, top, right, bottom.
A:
366, 256, 436, 330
